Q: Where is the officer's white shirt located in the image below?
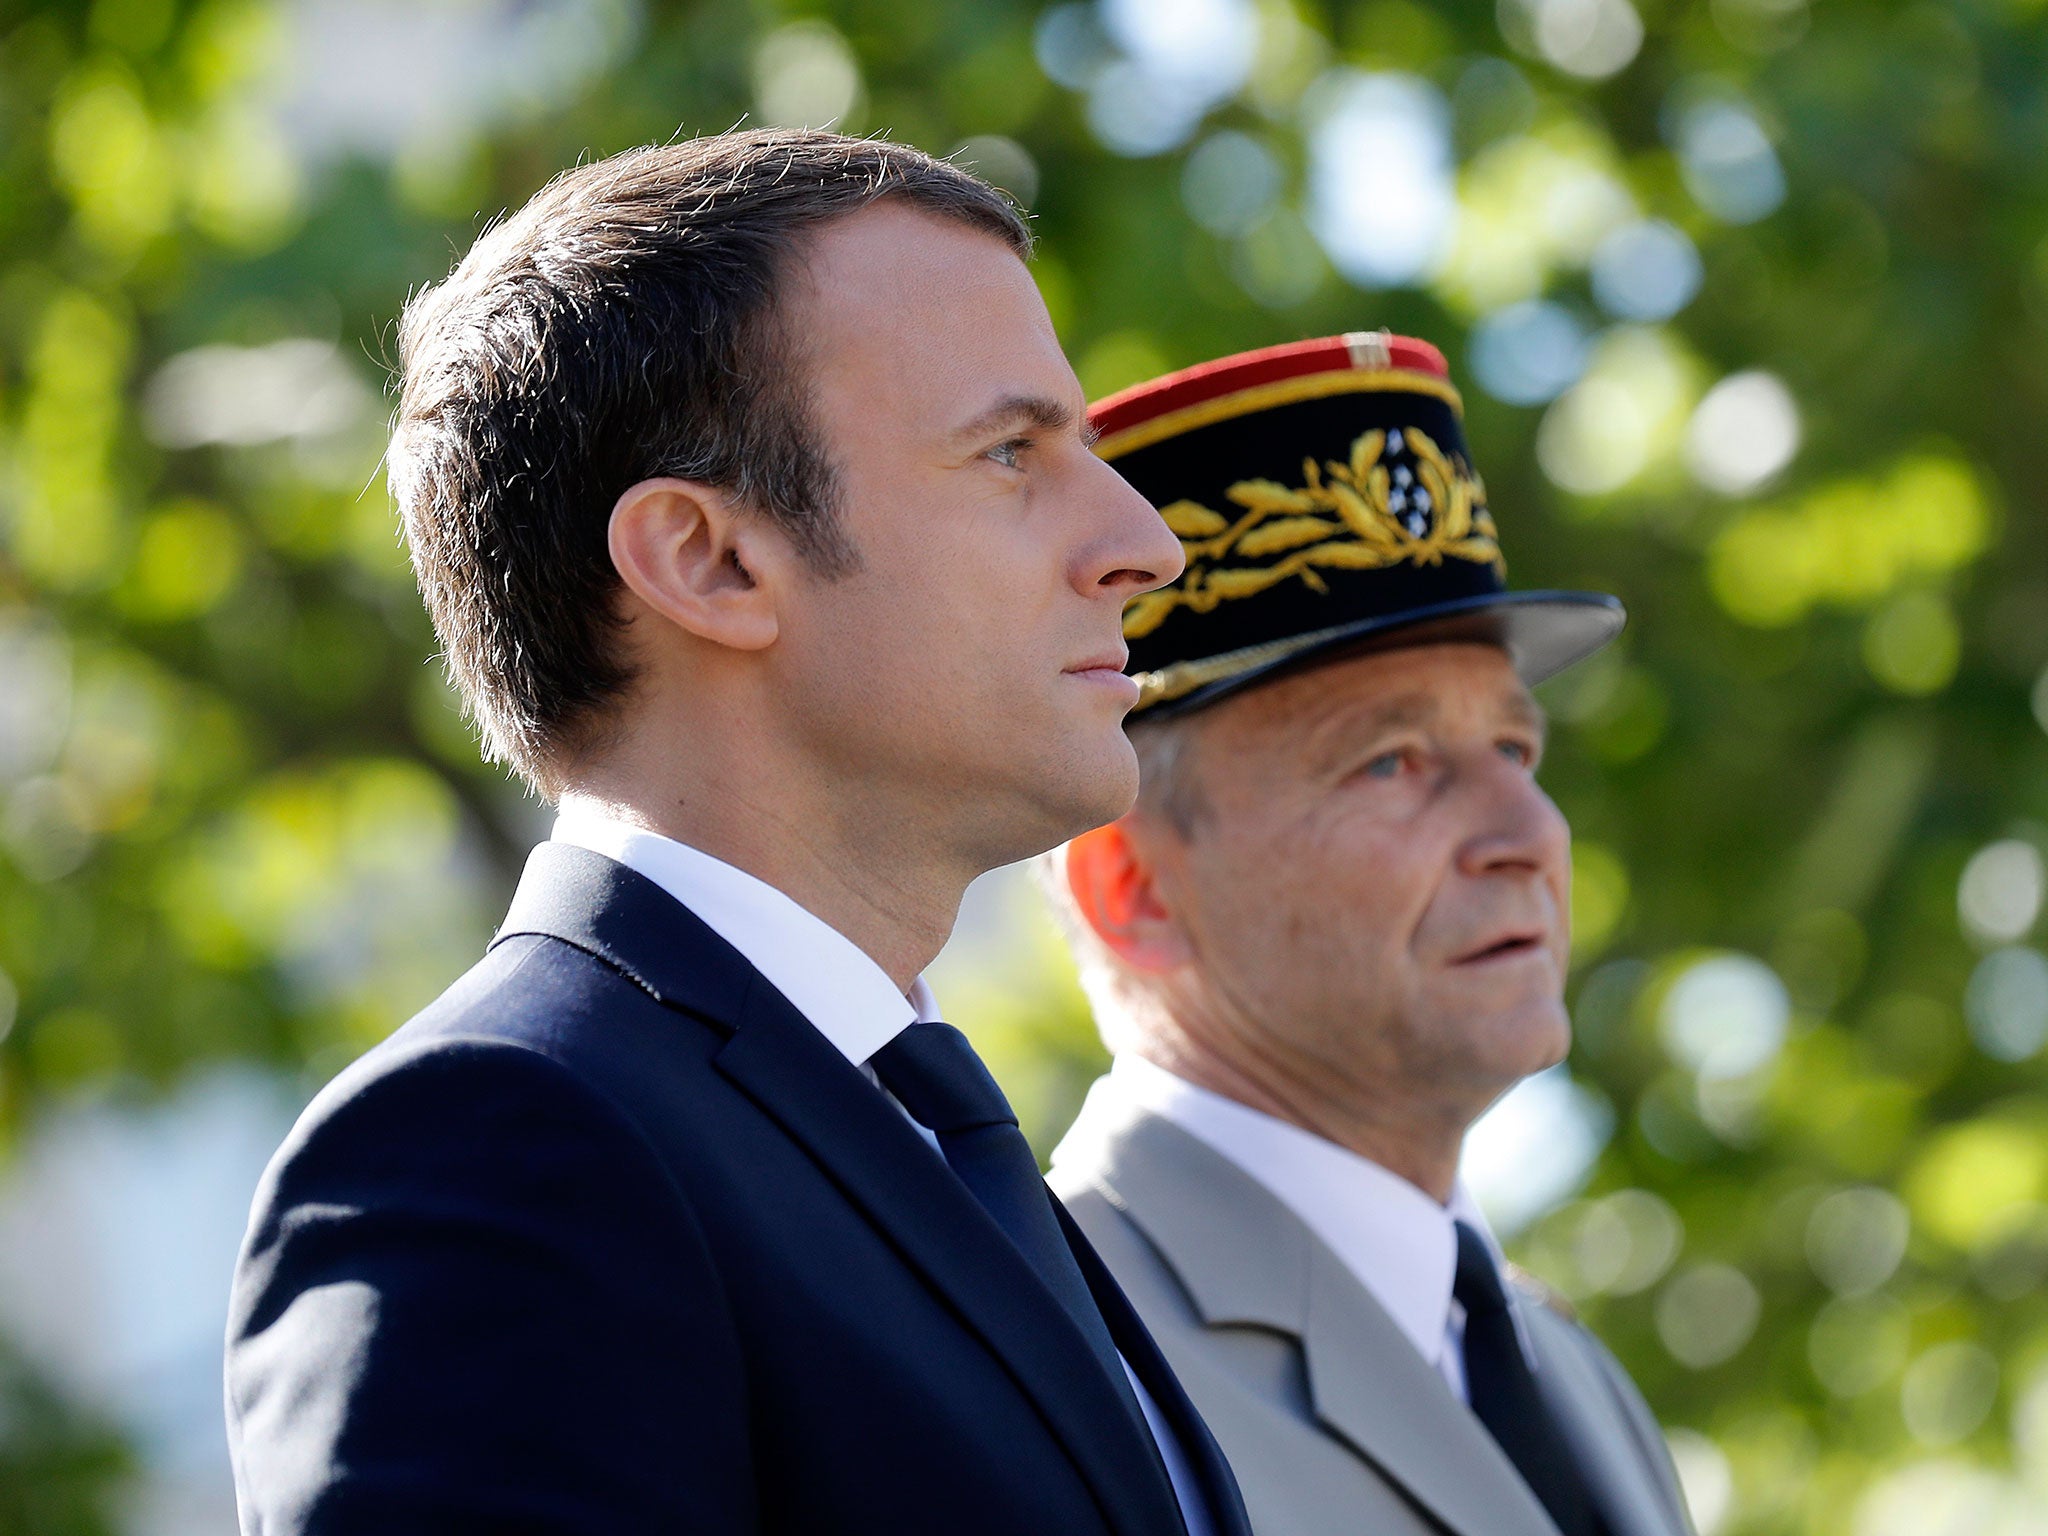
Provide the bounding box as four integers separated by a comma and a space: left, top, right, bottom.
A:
551, 809, 1212, 1536
1052, 1050, 1533, 1403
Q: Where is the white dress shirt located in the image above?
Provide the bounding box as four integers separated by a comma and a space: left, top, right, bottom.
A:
550, 810, 1212, 1536
1052, 1051, 1532, 1403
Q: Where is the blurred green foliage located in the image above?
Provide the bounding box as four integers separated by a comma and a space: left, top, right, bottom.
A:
3, 0, 2048, 1531
0, 1342, 129, 1536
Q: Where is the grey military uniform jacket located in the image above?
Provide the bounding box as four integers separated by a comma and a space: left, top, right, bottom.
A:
1051, 1094, 1695, 1536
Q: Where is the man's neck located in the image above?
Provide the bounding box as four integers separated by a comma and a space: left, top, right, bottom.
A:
556, 771, 964, 994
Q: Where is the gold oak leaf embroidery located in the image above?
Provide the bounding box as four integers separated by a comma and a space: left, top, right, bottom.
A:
1124, 427, 1506, 641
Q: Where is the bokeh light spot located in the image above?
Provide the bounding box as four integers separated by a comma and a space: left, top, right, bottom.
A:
1660, 952, 1790, 1082
1035, 3, 1115, 89
1901, 1342, 2000, 1448
1079, 0, 1258, 157
1862, 590, 1960, 697
752, 20, 863, 130
0, 612, 72, 787
1674, 98, 1786, 224
1306, 71, 1455, 287
1707, 456, 1988, 627
1854, 1460, 2015, 1536
1180, 130, 1281, 236
1685, 370, 1800, 495
1469, 299, 1589, 405
951, 136, 1039, 208
1805, 1185, 1910, 1295
1656, 1262, 1761, 1368
143, 339, 370, 450
1964, 946, 2048, 1062
1564, 1187, 1684, 1295
1500, 0, 1646, 79
122, 502, 244, 622
1463, 1065, 1614, 1235
1569, 840, 1630, 959
1809, 1294, 1911, 1397
1905, 1118, 2048, 1250
1077, 330, 1173, 400
1957, 840, 2043, 947
1591, 218, 1703, 321
1536, 326, 1694, 497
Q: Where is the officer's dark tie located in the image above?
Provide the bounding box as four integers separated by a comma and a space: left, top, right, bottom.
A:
1454, 1221, 1605, 1536
869, 1022, 1146, 1424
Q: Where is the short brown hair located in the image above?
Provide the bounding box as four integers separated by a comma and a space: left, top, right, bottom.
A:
390, 130, 1032, 794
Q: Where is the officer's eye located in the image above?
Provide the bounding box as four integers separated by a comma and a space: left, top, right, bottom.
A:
986, 438, 1028, 470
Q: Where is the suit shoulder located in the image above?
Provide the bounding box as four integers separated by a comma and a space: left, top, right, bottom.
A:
258, 935, 720, 1229
390, 928, 690, 1055
316, 930, 723, 1124
253, 1019, 679, 1236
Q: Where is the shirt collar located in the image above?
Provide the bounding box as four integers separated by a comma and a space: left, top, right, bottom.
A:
1090, 1052, 1509, 1372
550, 808, 937, 1066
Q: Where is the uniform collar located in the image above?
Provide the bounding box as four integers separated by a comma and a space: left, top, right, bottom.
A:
550, 808, 938, 1066
1064, 1052, 1524, 1374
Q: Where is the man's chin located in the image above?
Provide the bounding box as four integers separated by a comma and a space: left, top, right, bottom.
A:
954, 738, 1138, 871
1035, 743, 1142, 847
1452, 997, 1573, 1080
1510, 1008, 1574, 1077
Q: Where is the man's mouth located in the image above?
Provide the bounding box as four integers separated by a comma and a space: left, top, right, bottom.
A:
1453, 931, 1547, 964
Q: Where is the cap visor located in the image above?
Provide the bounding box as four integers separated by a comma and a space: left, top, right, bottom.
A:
1138, 590, 1626, 719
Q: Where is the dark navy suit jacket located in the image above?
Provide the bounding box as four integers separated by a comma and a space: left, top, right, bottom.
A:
225, 841, 1251, 1535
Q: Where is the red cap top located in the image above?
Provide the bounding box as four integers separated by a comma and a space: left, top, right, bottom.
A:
1088, 332, 1452, 460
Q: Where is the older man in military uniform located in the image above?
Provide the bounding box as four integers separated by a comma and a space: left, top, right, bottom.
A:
1046, 333, 1694, 1536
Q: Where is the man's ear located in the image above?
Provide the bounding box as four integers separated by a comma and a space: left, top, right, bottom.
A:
608, 477, 784, 652
1065, 819, 1192, 974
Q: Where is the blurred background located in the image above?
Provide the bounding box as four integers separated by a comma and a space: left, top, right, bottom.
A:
1, 0, 2045, 1530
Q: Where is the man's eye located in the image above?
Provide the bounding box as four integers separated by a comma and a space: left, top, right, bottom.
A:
1498, 739, 1535, 766
1362, 751, 1403, 779
986, 439, 1026, 470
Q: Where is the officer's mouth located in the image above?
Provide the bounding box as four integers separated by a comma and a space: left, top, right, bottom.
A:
1452, 930, 1547, 965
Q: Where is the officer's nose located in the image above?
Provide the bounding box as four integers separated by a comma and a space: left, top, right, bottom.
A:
1459, 760, 1571, 882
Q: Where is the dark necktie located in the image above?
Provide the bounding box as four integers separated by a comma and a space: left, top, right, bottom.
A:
869, 1022, 1150, 1431
1454, 1221, 1605, 1536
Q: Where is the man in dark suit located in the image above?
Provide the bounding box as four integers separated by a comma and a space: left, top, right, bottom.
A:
225, 129, 1249, 1536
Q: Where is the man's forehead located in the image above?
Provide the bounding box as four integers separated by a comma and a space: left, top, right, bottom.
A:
1241, 644, 1544, 746
790, 207, 1075, 434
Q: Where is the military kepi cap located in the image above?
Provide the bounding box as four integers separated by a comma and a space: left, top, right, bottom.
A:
1090, 331, 1626, 716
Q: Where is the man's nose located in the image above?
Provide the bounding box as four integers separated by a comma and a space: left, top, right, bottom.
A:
1076, 451, 1186, 598
1458, 757, 1571, 877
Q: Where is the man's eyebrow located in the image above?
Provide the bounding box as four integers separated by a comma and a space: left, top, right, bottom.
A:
948, 393, 1079, 447
1300, 690, 1438, 770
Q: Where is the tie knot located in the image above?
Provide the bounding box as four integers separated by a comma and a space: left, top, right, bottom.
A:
1453, 1220, 1511, 1317
869, 1021, 1019, 1135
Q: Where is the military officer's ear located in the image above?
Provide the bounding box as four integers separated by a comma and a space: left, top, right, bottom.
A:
608, 477, 785, 652
1065, 820, 1192, 974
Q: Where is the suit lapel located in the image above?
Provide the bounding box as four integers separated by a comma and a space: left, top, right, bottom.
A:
1060, 1200, 1253, 1536
714, 997, 1186, 1536
1523, 1302, 1690, 1536
495, 844, 1186, 1536
1087, 1108, 1561, 1536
